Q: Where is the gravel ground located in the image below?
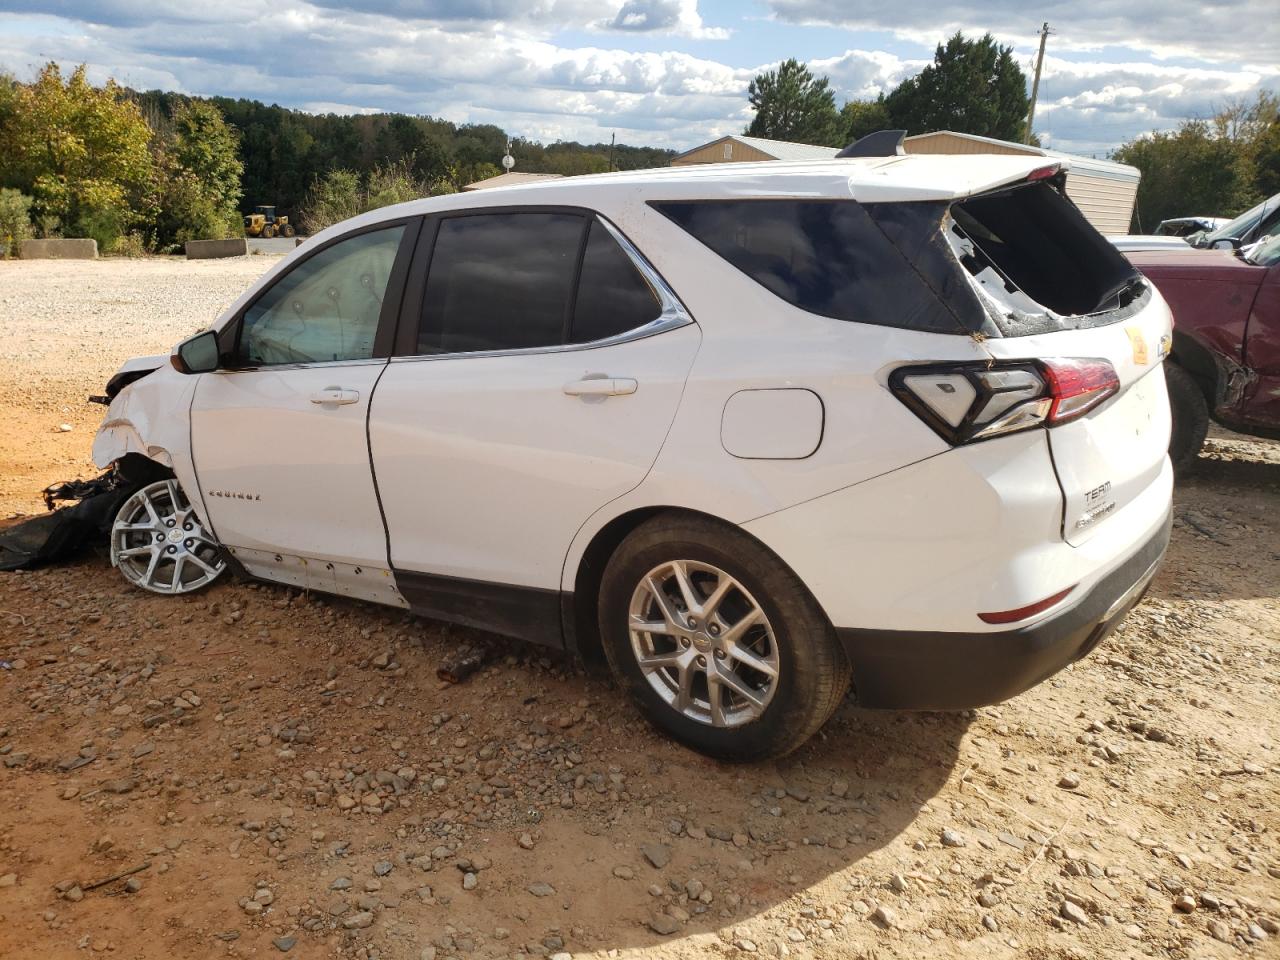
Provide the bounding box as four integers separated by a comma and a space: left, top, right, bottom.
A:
0, 257, 1278, 960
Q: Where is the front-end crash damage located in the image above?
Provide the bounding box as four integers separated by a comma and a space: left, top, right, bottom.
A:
92, 359, 203, 503
0, 356, 205, 571
0, 456, 172, 570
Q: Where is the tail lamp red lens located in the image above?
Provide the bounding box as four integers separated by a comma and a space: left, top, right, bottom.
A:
1040, 357, 1120, 423
979, 586, 1075, 625
889, 357, 1119, 445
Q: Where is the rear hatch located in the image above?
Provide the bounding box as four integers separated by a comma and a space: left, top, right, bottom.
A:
948, 175, 1172, 545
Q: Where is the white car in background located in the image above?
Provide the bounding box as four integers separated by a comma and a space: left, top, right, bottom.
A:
1154, 216, 1228, 237
93, 149, 1174, 760
1113, 193, 1280, 254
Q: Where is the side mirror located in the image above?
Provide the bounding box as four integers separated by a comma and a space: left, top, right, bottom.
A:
1211, 237, 1241, 251
171, 330, 221, 374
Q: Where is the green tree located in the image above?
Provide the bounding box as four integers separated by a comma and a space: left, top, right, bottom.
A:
1114, 120, 1248, 231
745, 58, 843, 146
171, 100, 243, 215
884, 32, 1030, 141
2, 63, 153, 248
302, 160, 429, 233
365, 159, 424, 210
1230, 92, 1280, 198
0, 188, 32, 258
840, 97, 891, 144
302, 168, 363, 233
149, 99, 245, 246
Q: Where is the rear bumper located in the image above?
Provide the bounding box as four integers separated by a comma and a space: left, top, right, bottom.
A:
836, 507, 1171, 710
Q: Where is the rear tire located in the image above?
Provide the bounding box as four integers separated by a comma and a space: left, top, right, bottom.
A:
262, 223, 277, 239
598, 513, 851, 761
1166, 363, 1209, 471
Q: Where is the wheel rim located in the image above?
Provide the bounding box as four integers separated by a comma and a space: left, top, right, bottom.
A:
110, 480, 226, 594
628, 560, 780, 728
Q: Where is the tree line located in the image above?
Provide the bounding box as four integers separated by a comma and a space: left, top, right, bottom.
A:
2, 40, 1277, 255
746, 33, 1032, 149
743, 32, 1279, 231
0, 62, 673, 254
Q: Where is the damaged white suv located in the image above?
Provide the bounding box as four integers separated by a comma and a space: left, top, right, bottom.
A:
94, 140, 1173, 759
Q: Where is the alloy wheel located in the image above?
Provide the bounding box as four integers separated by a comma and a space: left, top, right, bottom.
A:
110, 480, 226, 594
628, 559, 780, 728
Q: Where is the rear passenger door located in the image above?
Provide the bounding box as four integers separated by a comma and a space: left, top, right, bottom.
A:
368, 209, 700, 642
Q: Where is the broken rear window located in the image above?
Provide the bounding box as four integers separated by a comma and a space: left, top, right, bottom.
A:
948, 181, 1144, 321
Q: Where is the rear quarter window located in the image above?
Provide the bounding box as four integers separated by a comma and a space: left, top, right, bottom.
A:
652, 200, 988, 335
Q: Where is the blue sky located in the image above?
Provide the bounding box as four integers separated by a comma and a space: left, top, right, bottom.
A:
0, 1, 1275, 158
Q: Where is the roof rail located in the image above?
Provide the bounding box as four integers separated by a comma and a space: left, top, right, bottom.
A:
835, 130, 906, 159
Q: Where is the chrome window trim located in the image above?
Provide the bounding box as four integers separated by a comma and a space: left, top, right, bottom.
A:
213, 357, 388, 374
394, 213, 694, 364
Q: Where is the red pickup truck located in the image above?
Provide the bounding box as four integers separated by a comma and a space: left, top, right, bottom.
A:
1127, 233, 1280, 467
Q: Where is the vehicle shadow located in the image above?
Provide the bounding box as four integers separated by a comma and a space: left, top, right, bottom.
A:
1, 554, 970, 960
1160, 450, 1280, 603
380, 623, 972, 956
1180, 452, 1280, 493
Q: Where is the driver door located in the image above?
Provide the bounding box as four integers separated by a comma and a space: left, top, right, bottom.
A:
189, 219, 418, 604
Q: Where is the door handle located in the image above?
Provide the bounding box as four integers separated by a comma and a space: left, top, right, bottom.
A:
309, 387, 360, 405
563, 377, 638, 398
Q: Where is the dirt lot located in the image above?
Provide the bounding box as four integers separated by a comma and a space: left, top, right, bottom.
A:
1, 257, 1278, 960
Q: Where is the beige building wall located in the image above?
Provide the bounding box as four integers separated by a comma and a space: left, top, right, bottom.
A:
905, 132, 1138, 235
671, 137, 777, 166
904, 132, 1034, 157
1058, 174, 1139, 236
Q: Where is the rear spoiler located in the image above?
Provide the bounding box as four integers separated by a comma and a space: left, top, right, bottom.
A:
836, 130, 906, 159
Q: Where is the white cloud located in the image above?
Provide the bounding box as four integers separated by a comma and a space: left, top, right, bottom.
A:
0, 2, 1274, 155
766, 0, 1280, 63
0, 5, 748, 146
598, 0, 729, 39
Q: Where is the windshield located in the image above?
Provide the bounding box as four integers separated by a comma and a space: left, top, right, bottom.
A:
1192, 194, 1277, 247
1248, 232, 1280, 268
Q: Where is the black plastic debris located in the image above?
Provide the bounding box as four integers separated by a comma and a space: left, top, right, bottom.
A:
0, 471, 131, 571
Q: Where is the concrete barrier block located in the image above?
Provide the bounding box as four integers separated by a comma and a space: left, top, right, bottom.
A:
185, 238, 248, 260
19, 238, 98, 260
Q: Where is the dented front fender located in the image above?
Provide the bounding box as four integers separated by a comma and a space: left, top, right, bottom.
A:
93, 364, 204, 513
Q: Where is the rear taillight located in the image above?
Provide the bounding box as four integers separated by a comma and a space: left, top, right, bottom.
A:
889, 358, 1118, 445
1040, 357, 1120, 424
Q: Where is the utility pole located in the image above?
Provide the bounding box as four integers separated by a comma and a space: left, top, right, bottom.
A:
1024, 22, 1050, 145
608, 132, 616, 172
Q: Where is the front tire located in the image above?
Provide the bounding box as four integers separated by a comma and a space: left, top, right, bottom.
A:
110, 479, 226, 594
1166, 363, 1209, 471
598, 514, 850, 761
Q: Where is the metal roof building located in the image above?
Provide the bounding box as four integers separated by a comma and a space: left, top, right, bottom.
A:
462, 171, 564, 191
670, 130, 1140, 235
670, 135, 840, 166
903, 131, 1140, 236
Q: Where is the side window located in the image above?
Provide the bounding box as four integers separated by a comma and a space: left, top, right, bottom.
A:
239, 225, 405, 366
418, 213, 584, 354
570, 221, 662, 343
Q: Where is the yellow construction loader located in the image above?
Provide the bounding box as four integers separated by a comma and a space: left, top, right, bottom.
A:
243, 205, 296, 239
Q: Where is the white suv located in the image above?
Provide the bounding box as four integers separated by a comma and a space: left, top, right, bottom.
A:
94, 151, 1173, 760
